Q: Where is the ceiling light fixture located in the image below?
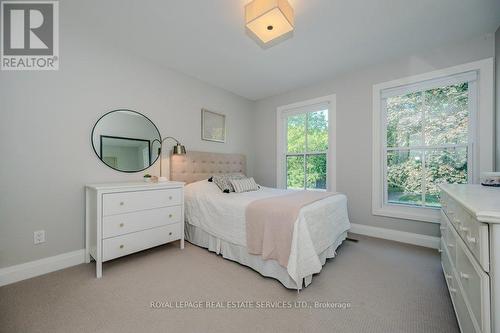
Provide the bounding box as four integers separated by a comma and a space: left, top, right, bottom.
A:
245, 0, 294, 45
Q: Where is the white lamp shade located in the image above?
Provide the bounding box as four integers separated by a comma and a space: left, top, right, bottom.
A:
245, 0, 294, 44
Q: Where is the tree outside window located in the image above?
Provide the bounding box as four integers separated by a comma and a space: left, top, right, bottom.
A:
286, 110, 328, 190
385, 83, 469, 208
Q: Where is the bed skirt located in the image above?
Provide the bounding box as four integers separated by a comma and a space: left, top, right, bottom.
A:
185, 223, 348, 290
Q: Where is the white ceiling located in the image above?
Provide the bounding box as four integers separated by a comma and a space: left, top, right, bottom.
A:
67, 0, 500, 100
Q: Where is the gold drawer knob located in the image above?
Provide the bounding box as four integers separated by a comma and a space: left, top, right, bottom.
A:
120, 245, 124, 249
169, 214, 173, 218
119, 223, 124, 227
120, 202, 124, 206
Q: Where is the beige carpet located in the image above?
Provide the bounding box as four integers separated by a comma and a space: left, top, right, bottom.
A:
0, 234, 459, 333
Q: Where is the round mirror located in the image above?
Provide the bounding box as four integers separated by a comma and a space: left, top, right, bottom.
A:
91, 110, 161, 173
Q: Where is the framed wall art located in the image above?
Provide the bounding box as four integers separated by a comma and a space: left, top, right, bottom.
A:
201, 109, 226, 143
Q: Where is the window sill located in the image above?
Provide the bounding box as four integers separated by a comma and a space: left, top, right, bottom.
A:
373, 204, 440, 223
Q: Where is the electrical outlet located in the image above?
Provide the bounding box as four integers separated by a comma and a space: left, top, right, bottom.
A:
34, 230, 46, 244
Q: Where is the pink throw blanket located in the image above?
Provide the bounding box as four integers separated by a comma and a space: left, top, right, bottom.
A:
245, 190, 336, 267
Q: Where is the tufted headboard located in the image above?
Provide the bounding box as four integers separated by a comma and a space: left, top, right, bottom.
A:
170, 151, 246, 184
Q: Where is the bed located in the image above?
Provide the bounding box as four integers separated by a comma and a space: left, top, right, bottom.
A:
170, 151, 351, 290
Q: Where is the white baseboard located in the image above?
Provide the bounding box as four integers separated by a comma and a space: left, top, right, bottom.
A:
0, 249, 85, 287
0, 224, 439, 286
349, 223, 440, 249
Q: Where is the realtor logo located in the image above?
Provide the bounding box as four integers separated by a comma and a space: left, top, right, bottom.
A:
1, 1, 59, 70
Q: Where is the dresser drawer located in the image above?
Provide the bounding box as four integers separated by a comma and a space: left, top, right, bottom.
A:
103, 223, 181, 262
103, 188, 182, 216
444, 245, 478, 333
441, 212, 457, 265
103, 206, 182, 238
440, 192, 452, 217
441, 196, 489, 272
455, 234, 490, 333
452, 276, 480, 333
458, 212, 489, 273
441, 238, 454, 281
444, 197, 464, 231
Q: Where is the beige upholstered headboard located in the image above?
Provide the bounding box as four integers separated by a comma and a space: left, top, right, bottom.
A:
170, 151, 246, 184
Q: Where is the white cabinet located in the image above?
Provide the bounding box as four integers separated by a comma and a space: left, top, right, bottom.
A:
440, 184, 500, 333
85, 181, 185, 278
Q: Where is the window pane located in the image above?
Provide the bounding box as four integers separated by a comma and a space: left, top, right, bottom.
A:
425, 83, 468, 146
286, 155, 304, 189
424, 148, 468, 207
306, 154, 327, 190
287, 114, 306, 153
387, 150, 423, 206
306, 110, 328, 152
386, 92, 423, 147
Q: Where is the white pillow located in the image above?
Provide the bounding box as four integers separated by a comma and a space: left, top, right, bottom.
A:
229, 177, 259, 193
185, 179, 221, 196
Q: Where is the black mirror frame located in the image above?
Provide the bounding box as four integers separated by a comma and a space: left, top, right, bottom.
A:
91, 109, 162, 173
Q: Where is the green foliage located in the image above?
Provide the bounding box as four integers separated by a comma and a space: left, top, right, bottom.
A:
306, 154, 327, 189
386, 92, 423, 147
386, 83, 469, 207
287, 114, 306, 153
287, 156, 304, 189
306, 111, 328, 152
286, 110, 328, 189
387, 151, 423, 205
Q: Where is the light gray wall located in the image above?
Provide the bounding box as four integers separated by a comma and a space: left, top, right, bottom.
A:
496, 26, 500, 170
0, 23, 254, 268
253, 34, 495, 238
0, 14, 496, 270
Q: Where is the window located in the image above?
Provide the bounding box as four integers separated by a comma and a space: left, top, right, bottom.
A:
385, 80, 472, 208
372, 59, 494, 223
277, 95, 336, 191
286, 110, 328, 189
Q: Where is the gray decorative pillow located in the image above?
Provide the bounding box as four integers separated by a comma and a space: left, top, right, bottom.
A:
212, 173, 245, 193
230, 177, 259, 193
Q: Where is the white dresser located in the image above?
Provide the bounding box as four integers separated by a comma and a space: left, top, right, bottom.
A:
440, 184, 500, 333
85, 181, 185, 278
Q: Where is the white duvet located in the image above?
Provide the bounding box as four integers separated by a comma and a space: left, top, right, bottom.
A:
184, 180, 351, 286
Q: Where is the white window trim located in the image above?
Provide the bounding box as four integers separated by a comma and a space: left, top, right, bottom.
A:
372, 58, 494, 223
276, 94, 337, 191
